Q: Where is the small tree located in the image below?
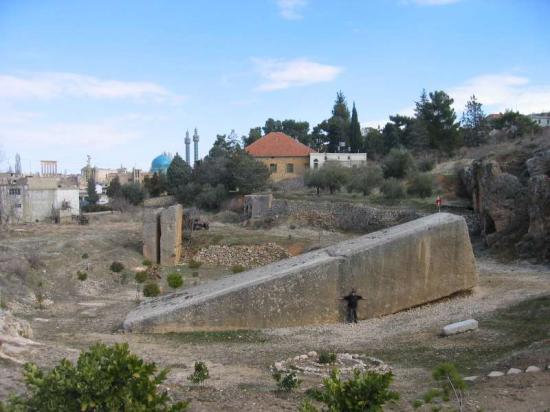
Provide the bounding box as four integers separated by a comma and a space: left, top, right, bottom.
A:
432, 363, 466, 411
187, 362, 209, 384
0, 343, 188, 411
166, 153, 192, 196
383, 148, 415, 179
120, 183, 146, 205
347, 164, 384, 196
319, 162, 351, 194
305, 169, 324, 195
143, 282, 161, 298
381, 178, 405, 200
407, 173, 435, 198
106, 176, 122, 199
272, 371, 301, 392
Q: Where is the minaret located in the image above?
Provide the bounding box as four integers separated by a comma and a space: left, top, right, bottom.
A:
184, 130, 191, 164
193, 128, 199, 164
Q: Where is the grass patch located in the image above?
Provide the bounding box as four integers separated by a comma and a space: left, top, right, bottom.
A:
367, 295, 550, 373
164, 329, 268, 344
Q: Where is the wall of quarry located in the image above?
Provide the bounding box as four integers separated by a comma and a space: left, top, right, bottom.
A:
124, 213, 477, 333
243, 196, 418, 232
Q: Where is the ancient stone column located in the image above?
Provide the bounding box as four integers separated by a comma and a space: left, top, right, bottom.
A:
143, 208, 163, 264
160, 204, 184, 266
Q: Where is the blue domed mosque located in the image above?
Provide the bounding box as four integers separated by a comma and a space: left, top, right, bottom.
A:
150, 128, 200, 173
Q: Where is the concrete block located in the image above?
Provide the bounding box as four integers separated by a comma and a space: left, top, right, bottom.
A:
441, 319, 478, 336
143, 208, 163, 264
125, 213, 478, 333
160, 204, 184, 266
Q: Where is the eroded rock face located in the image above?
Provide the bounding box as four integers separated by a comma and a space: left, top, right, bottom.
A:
517, 175, 550, 261
526, 150, 550, 177
471, 159, 528, 246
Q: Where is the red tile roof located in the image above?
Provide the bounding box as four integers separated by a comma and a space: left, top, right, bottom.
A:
245, 132, 316, 157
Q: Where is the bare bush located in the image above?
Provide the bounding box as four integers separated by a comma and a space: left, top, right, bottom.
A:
26, 252, 44, 270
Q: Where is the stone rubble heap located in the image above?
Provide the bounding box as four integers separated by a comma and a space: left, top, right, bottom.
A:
272, 351, 390, 378
195, 243, 290, 268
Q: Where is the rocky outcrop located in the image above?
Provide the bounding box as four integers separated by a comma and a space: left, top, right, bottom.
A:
0, 310, 42, 364
462, 149, 550, 262
471, 159, 528, 246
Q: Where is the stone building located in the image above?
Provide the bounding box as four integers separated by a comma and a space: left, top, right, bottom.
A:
0, 176, 79, 224
310, 153, 367, 169
245, 132, 316, 182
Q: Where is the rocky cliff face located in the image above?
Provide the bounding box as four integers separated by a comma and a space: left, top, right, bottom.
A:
460, 149, 550, 262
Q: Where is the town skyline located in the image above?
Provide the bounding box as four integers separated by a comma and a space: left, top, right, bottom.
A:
1, 0, 549, 174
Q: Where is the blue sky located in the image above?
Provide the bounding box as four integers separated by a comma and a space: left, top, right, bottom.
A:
1, 0, 549, 173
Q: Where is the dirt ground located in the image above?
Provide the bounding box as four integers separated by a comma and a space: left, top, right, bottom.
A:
0, 213, 549, 411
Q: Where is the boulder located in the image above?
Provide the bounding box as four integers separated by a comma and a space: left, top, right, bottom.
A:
0, 309, 33, 338
525, 366, 541, 373
487, 371, 504, 378
441, 319, 478, 336
506, 368, 522, 375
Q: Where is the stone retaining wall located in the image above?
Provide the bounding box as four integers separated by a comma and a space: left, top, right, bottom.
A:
125, 213, 477, 332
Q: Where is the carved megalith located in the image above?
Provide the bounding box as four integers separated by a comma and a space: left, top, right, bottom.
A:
143, 208, 163, 263
125, 213, 478, 332
160, 204, 184, 266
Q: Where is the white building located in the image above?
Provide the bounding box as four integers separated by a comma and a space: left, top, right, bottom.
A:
0, 176, 79, 224
529, 113, 550, 127
309, 153, 367, 170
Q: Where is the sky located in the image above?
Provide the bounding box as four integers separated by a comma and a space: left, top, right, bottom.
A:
0, 0, 549, 174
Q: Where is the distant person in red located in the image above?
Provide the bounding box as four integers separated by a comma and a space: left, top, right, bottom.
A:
342, 288, 363, 323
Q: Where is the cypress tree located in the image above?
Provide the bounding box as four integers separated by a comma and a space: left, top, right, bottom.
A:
349, 102, 363, 152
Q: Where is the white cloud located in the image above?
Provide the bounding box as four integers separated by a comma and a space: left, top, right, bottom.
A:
276, 0, 307, 20
0, 72, 182, 102
449, 73, 550, 114
253, 58, 342, 91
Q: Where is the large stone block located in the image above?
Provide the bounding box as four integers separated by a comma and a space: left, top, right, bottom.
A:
160, 204, 184, 266
125, 213, 478, 332
143, 208, 163, 263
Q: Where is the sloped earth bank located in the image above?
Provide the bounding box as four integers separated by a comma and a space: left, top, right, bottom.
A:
0, 218, 549, 411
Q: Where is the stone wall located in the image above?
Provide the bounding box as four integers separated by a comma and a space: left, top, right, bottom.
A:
270, 199, 418, 232
124, 213, 477, 332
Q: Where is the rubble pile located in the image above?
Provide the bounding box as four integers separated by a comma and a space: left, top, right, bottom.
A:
195, 243, 290, 268
272, 351, 390, 377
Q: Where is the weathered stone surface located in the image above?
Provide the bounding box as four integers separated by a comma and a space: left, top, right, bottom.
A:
463, 376, 478, 382
517, 175, 550, 261
160, 204, 184, 266
0, 310, 33, 339
488, 371, 504, 378
143, 208, 163, 263
441, 319, 478, 336
526, 149, 550, 177
525, 366, 541, 373
244, 194, 273, 219
507, 368, 522, 375
124, 213, 478, 332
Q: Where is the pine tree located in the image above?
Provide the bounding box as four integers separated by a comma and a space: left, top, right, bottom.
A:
106, 176, 122, 198
326, 91, 351, 152
349, 103, 363, 152
461, 95, 487, 146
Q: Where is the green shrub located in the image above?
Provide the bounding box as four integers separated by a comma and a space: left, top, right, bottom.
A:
416, 157, 436, 172
381, 178, 405, 199
231, 264, 245, 273
422, 388, 442, 403
318, 351, 337, 364
81, 253, 89, 259
142, 258, 152, 267
135, 271, 148, 284
143, 282, 161, 298
188, 259, 202, 269
110, 261, 124, 273
347, 164, 384, 196
407, 173, 435, 198
314, 369, 399, 412
192, 271, 199, 278
0, 343, 188, 411
76, 271, 87, 282
272, 371, 301, 392
412, 399, 424, 409
187, 361, 209, 384
298, 400, 319, 412
431, 362, 465, 409
383, 147, 415, 178
167, 273, 184, 289
215, 210, 240, 224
